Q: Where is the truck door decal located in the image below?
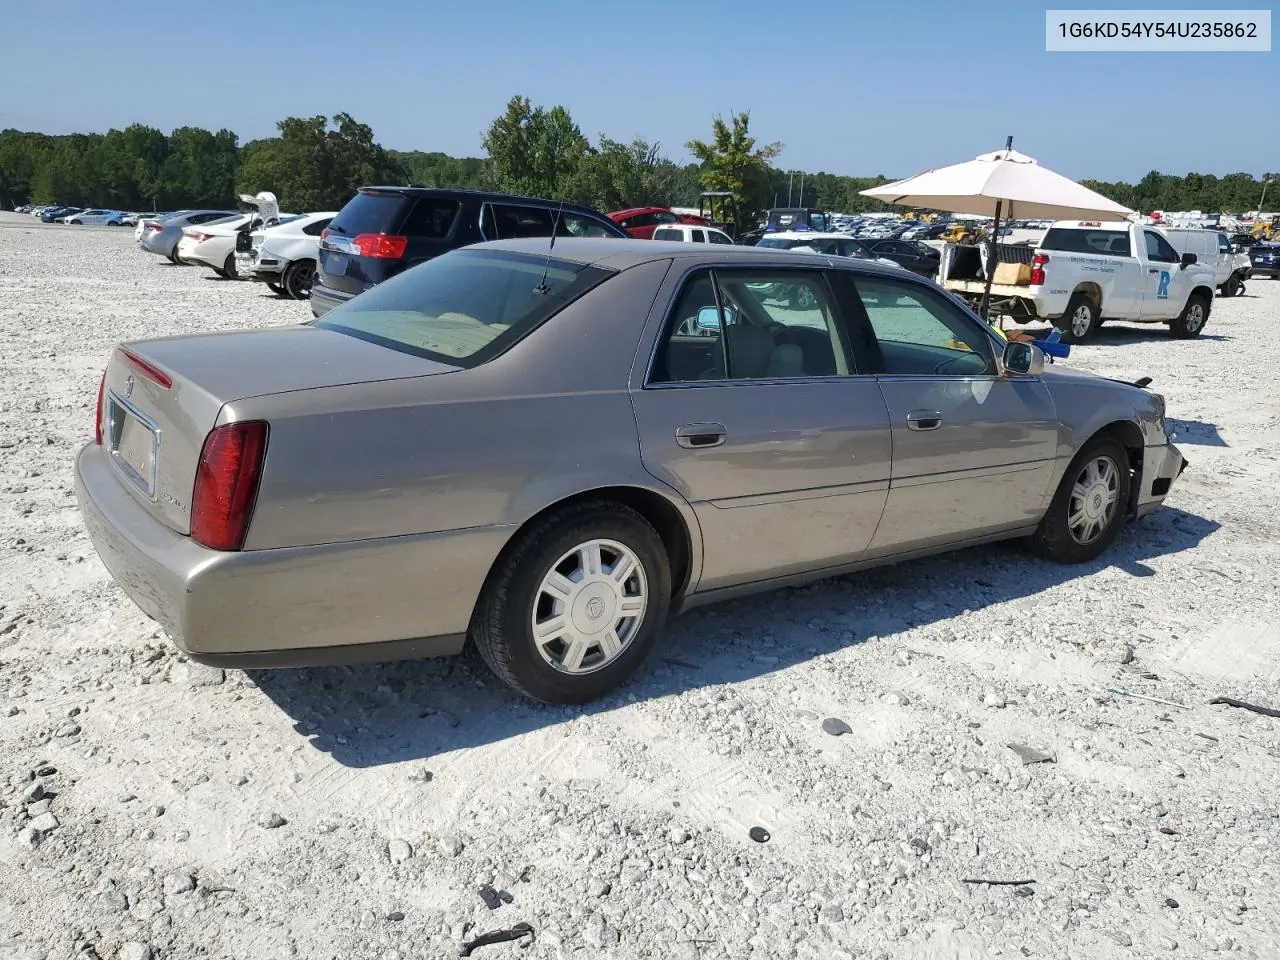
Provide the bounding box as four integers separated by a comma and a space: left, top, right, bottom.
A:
1156, 271, 1171, 299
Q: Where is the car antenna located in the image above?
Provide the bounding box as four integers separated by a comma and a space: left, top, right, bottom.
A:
533, 200, 565, 295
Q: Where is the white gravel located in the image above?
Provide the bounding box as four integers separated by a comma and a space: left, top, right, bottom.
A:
1, 212, 1278, 959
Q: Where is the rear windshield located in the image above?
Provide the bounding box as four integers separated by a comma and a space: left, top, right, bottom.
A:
326, 191, 411, 237
313, 249, 614, 368
1041, 228, 1131, 257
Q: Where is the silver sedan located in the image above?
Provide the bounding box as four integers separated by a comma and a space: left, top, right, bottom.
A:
76, 239, 1186, 703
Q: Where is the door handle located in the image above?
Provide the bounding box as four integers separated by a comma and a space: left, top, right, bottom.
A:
906, 411, 943, 431
1148, 268, 1160, 274
675, 423, 727, 448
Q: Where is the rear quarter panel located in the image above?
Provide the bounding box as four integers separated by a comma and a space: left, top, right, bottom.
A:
231, 259, 684, 550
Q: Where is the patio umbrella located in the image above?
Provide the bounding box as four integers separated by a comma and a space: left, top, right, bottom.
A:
860, 137, 1135, 318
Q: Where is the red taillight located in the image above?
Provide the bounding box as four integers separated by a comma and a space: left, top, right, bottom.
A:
94, 371, 106, 445
190, 421, 269, 552
119, 347, 173, 389
1029, 253, 1049, 286
352, 233, 408, 259
146, 222, 164, 232
320, 227, 330, 239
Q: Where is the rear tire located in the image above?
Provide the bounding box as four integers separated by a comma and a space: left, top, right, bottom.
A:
1169, 293, 1209, 338
266, 281, 286, 296
283, 259, 316, 300
222, 253, 237, 279
1054, 292, 1098, 343
1029, 435, 1131, 564
471, 500, 671, 704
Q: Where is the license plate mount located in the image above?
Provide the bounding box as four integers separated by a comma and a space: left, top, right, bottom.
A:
107, 395, 160, 498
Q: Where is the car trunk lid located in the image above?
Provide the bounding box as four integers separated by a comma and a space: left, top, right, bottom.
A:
98, 326, 457, 535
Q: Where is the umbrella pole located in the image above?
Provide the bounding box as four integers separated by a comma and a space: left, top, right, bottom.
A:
978, 135, 1014, 324
978, 198, 1002, 323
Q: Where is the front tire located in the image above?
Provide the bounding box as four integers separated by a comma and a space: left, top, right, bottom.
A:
1054, 292, 1098, 344
1029, 435, 1130, 564
1221, 275, 1241, 298
471, 501, 672, 704
1169, 293, 1209, 338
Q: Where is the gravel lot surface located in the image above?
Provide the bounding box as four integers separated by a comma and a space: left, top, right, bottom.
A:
2, 212, 1278, 960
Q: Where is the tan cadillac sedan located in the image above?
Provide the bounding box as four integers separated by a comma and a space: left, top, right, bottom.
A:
75, 238, 1186, 704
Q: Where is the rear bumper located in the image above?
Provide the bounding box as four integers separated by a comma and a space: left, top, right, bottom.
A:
75, 442, 508, 668
309, 281, 356, 317
1135, 440, 1187, 519
1250, 267, 1278, 278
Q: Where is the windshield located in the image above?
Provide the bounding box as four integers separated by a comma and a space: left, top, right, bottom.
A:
756, 237, 795, 249
313, 249, 615, 367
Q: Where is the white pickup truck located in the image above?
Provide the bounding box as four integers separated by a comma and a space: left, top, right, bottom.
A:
940, 221, 1218, 343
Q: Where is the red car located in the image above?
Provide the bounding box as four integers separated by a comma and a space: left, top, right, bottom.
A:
607, 207, 709, 239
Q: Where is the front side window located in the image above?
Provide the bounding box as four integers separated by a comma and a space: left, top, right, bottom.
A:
651, 269, 849, 383
851, 276, 994, 377
1218, 233, 1231, 254
652, 211, 679, 224
707, 230, 733, 245
314, 249, 613, 368
1144, 230, 1179, 263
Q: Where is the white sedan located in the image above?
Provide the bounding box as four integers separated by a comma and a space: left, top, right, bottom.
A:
236, 211, 336, 299
177, 212, 298, 278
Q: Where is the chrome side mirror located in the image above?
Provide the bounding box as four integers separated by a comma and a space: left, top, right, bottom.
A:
1003, 340, 1045, 376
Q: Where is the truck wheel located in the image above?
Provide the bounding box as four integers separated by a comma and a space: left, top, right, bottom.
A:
1221, 275, 1242, 297
1054, 293, 1097, 343
1169, 293, 1209, 338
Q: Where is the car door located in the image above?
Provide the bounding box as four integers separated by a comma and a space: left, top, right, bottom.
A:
1139, 229, 1184, 319
834, 271, 1059, 555
1215, 232, 1234, 283
631, 266, 892, 591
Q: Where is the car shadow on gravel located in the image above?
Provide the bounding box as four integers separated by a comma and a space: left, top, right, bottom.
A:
248, 506, 1219, 768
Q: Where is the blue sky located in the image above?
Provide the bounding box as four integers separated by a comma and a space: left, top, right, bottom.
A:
0, 0, 1275, 182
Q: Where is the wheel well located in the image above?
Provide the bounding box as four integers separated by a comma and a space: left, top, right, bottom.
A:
1072, 282, 1103, 314
1094, 420, 1145, 515
1191, 285, 1215, 308
499, 487, 694, 598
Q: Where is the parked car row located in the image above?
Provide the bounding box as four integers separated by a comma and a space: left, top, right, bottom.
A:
17, 204, 132, 225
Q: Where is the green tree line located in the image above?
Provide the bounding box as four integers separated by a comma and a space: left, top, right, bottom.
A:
1, 98, 1274, 220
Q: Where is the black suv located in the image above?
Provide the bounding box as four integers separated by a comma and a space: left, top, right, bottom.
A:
311, 187, 628, 316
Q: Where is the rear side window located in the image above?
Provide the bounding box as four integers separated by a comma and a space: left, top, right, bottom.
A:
1041, 228, 1131, 256
653, 228, 683, 241
327, 191, 411, 237
482, 204, 554, 240
302, 217, 333, 236
314, 249, 614, 368
401, 198, 460, 239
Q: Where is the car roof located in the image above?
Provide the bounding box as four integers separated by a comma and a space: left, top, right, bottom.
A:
357, 185, 607, 217
471, 237, 913, 278
762, 231, 857, 240
608, 207, 666, 218
1049, 221, 1134, 230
